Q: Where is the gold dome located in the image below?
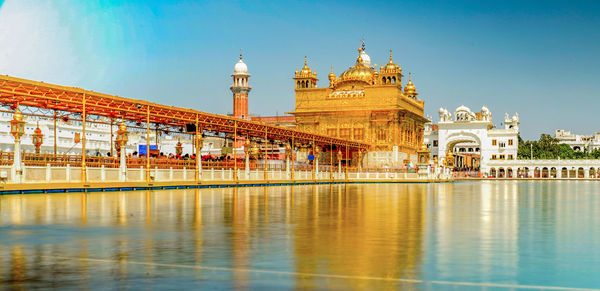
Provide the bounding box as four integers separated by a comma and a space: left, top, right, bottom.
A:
404, 72, 418, 97
295, 56, 317, 80
328, 66, 336, 81
300, 56, 312, 74
385, 49, 399, 70
336, 47, 377, 86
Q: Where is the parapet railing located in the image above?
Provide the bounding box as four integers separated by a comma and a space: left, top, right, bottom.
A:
0, 152, 14, 166
0, 152, 422, 174
22, 153, 120, 168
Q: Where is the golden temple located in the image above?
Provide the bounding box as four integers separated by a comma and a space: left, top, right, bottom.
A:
289, 43, 428, 162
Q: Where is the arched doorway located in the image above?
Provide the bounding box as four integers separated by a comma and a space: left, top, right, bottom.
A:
490, 168, 496, 178
523, 167, 530, 178
534, 167, 541, 178
561, 167, 568, 178
507, 168, 513, 178
590, 168, 596, 178
542, 167, 549, 178
498, 168, 505, 178
578, 167, 585, 178
443, 133, 482, 174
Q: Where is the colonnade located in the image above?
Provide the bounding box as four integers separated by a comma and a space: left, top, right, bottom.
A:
488, 165, 600, 179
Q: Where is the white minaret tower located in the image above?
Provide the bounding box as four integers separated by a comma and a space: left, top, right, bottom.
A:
230, 50, 251, 120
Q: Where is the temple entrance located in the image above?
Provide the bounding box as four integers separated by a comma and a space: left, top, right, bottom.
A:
444, 135, 481, 174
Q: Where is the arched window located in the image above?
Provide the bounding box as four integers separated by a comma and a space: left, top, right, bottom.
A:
297, 81, 300, 88
382, 77, 386, 84
392, 76, 396, 84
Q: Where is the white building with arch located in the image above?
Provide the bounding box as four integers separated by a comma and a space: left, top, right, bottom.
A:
424, 105, 519, 175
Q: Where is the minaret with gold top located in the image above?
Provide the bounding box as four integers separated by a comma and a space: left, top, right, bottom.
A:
288, 42, 428, 167
294, 56, 318, 89
230, 51, 251, 120
379, 49, 403, 86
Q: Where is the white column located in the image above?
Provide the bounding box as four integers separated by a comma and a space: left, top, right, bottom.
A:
101, 165, 106, 181
245, 154, 250, 179
139, 165, 144, 181
12, 139, 22, 183
46, 164, 51, 183
183, 167, 187, 180
154, 166, 158, 181
66, 164, 71, 182
120, 146, 127, 181
285, 156, 290, 179
169, 167, 173, 180
584, 167, 589, 179
197, 156, 202, 180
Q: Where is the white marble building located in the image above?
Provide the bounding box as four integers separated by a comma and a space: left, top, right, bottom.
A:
424, 105, 519, 175
554, 129, 600, 152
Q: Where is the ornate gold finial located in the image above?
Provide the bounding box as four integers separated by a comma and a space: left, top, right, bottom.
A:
389, 49, 393, 62
239, 48, 242, 60
304, 56, 307, 66
409, 72, 412, 81
14, 105, 23, 122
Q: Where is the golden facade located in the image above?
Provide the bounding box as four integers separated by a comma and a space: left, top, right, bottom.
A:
289, 45, 428, 155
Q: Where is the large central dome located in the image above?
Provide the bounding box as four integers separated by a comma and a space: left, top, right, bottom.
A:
336, 47, 377, 86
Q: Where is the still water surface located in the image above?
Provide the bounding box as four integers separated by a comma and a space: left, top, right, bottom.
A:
0, 181, 599, 290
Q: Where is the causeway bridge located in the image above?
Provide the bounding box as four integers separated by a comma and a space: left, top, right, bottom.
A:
0, 75, 439, 193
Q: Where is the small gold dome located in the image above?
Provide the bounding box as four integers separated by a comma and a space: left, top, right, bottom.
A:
404, 73, 418, 96
300, 56, 312, 74
385, 49, 396, 70
328, 66, 336, 81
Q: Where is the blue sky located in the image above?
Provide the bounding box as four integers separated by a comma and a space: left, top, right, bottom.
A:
0, 0, 599, 140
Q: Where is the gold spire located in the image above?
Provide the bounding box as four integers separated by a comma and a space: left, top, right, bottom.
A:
404, 72, 418, 97
355, 46, 367, 67
328, 66, 336, 83
300, 56, 312, 74
384, 49, 397, 70
296, 56, 317, 80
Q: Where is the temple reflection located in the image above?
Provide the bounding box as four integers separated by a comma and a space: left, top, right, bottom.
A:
293, 184, 427, 290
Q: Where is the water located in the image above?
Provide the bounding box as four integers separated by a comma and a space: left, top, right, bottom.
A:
0, 181, 599, 290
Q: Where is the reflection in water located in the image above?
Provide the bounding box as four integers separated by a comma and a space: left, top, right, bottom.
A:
0, 182, 600, 289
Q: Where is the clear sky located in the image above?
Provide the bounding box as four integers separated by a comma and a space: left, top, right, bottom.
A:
0, 0, 599, 140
